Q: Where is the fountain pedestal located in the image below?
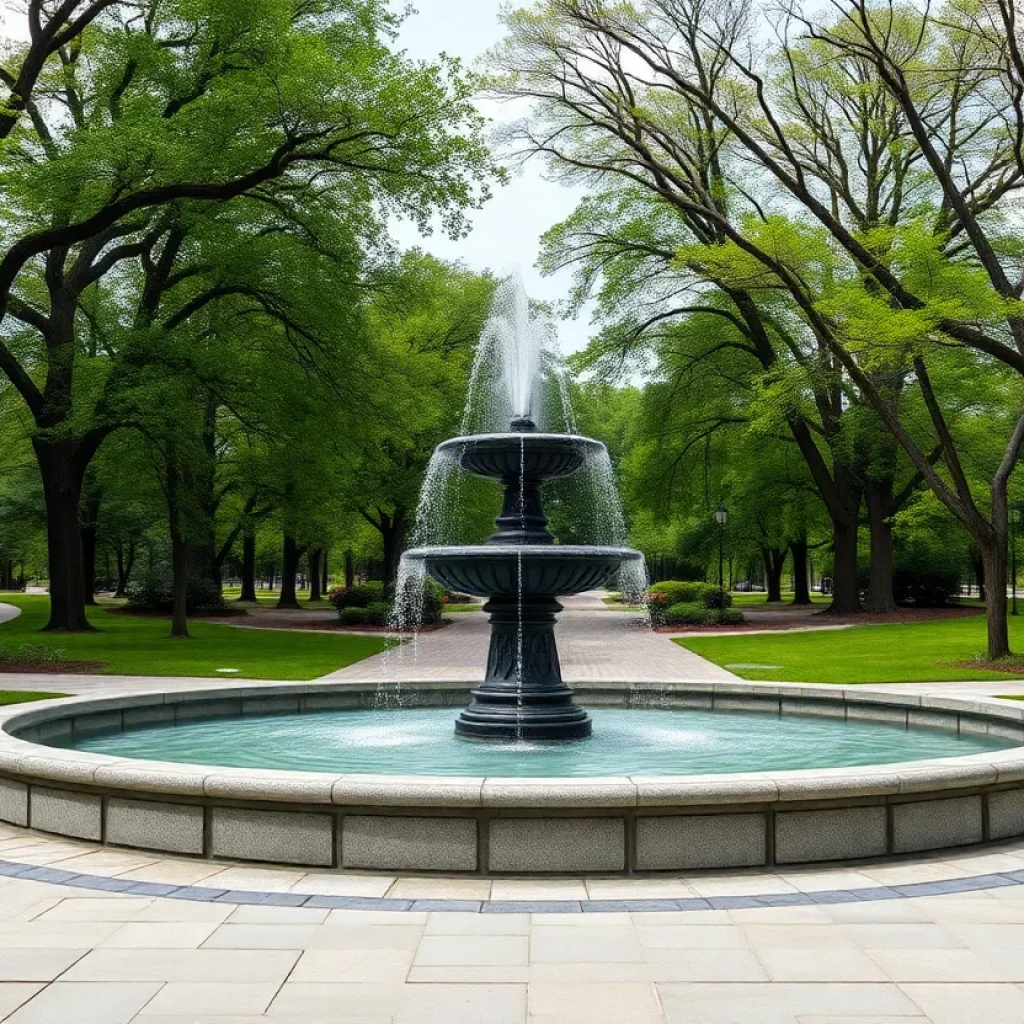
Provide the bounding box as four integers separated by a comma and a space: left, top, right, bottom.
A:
456, 596, 591, 741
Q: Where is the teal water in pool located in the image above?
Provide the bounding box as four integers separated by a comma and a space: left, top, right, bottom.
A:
57, 707, 1013, 777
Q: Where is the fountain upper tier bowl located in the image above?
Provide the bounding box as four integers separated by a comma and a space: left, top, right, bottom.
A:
405, 545, 637, 599
437, 432, 605, 481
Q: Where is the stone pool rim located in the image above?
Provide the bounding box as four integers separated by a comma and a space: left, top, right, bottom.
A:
2, 680, 1024, 874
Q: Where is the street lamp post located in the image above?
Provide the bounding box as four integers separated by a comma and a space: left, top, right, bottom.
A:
715, 505, 728, 594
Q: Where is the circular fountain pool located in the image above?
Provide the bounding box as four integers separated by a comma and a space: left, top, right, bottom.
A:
54, 706, 1013, 777
4, 683, 1024, 875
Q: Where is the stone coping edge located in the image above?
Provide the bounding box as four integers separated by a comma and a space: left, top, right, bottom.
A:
2, 855, 1023, 913
1, 681, 1024, 808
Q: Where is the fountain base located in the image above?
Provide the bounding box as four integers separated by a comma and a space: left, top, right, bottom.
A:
454, 595, 593, 741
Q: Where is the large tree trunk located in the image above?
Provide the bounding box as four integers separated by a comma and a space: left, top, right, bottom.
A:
865, 475, 898, 612
790, 537, 811, 605
322, 550, 329, 594
34, 439, 93, 632
983, 479, 1012, 659
345, 547, 355, 589
239, 532, 257, 602
981, 538, 1010, 659
824, 466, 862, 615
829, 519, 861, 614
170, 525, 189, 638
308, 548, 322, 602
762, 547, 785, 602
277, 535, 302, 609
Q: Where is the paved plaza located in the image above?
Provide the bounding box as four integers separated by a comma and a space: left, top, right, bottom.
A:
5, 827, 1024, 1022
2, 598, 1024, 1021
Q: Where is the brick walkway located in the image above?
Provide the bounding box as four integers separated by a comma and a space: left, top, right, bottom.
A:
325, 593, 739, 683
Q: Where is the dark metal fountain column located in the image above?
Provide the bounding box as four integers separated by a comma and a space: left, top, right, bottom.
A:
455, 594, 591, 740
455, 418, 592, 741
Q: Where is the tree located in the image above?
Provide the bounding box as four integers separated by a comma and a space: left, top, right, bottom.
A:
543, 190, 874, 611
350, 252, 496, 588
493, 0, 1024, 655
0, 0, 496, 630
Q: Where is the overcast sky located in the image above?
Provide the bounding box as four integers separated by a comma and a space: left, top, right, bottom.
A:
393, 1, 592, 352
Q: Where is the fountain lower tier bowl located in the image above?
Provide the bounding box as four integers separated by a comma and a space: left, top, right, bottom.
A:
404, 545, 640, 599
436, 433, 605, 482
7, 684, 1024, 874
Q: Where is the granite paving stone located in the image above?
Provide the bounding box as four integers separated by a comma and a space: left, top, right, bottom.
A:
2, 981, 162, 1024
0, 948, 87, 981
413, 934, 528, 966
61, 948, 301, 983
139, 982, 281, 1017
1, 597, 1024, 1018
527, 980, 661, 1017
290, 948, 414, 983
0, 986, 44, 1020
899, 981, 1024, 1023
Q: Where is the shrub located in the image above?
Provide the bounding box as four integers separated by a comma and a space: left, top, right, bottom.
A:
0, 642, 65, 664
645, 590, 670, 625
646, 580, 731, 618
332, 579, 445, 627
702, 587, 733, 610
126, 571, 225, 614
662, 603, 744, 627
648, 580, 707, 605
337, 602, 390, 627
661, 601, 706, 625
443, 590, 475, 604
421, 578, 445, 625
328, 581, 385, 610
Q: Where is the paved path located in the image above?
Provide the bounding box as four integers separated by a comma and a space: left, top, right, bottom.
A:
3, 599, 1024, 1018
325, 593, 739, 683
2, 827, 1024, 1022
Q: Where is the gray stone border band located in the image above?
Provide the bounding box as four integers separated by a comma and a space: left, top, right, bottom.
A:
3, 681, 1024, 874
1, 854, 1023, 913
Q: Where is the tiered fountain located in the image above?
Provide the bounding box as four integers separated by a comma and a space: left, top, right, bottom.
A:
9, 275, 1024, 875
402, 277, 644, 741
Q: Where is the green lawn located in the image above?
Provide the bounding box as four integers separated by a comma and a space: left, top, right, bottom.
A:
678, 614, 1023, 684
606, 590, 831, 609
728, 591, 832, 608
444, 603, 483, 613
221, 586, 329, 607
0, 596, 387, 680
0, 690, 68, 705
